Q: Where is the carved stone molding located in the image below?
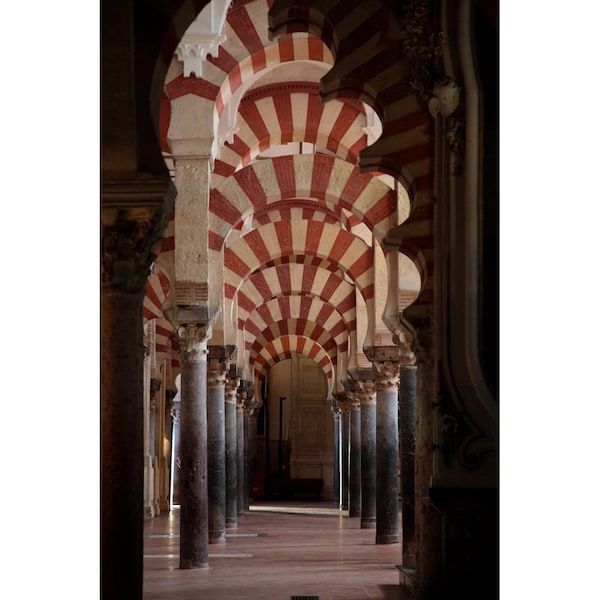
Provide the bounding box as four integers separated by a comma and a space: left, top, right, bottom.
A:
173, 324, 211, 362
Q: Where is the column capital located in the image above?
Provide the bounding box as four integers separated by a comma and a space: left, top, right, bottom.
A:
173, 323, 211, 362
364, 346, 403, 392
225, 376, 241, 404
207, 344, 234, 390
101, 209, 170, 294
354, 379, 377, 406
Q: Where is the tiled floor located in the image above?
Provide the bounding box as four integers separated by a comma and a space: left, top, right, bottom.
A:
144, 501, 410, 600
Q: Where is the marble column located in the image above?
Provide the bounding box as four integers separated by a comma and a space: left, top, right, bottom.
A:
237, 392, 246, 515
245, 393, 258, 506
400, 364, 417, 566
175, 323, 212, 568
143, 343, 155, 520
348, 388, 362, 519
207, 346, 233, 544
353, 374, 377, 529
338, 395, 350, 511
366, 346, 402, 545
101, 198, 171, 599
225, 372, 240, 528
329, 398, 341, 507
170, 398, 182, 506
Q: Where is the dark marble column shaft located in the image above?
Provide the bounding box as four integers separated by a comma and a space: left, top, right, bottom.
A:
101, 288, 145, 598
356, 379, 377, 529
224, 377, 239, 528
236, 399, 246, 515
176, 324, 211, 568
207, 348, 230, 544
349, 395, 362, 518
246, 409, 257, 505
331, 405, 341, 507
400, 364, 417, 566
340, 399, 350, 511
372, 355, 401, 545
170, 400, 181, 506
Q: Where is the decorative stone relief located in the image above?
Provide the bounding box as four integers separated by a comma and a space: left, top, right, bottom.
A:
370, 359, 401, 393
428, 78, 461, 118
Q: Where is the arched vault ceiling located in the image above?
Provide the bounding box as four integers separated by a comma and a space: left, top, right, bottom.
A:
223, 220, 374, 302
209, 154, 405, 249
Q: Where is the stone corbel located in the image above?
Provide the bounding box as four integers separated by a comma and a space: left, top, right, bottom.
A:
176, 33, 227, 78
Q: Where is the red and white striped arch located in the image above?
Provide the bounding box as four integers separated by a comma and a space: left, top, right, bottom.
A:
248, 318, 340, 362
212, 82, 368, 185
251, 334, 334, 386
244, 302, 349, 354
143, 268, 172, 321
268, 0, 434, 196
209, 154, 403, 250
238, 288, 356, 337
224, 220, 374, 304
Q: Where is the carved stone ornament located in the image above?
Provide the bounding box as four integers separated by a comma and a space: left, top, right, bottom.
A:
101, 206, 169, 293
392, 326, 416, 365
225, 377, 241, 404
174, 324, 211, 362
370, 359, 401, 393
207, 357, 229, 389
354, 380, 377, 406
428, 78, 461, 118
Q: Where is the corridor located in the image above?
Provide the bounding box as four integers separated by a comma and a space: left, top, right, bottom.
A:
143, 502, 409, 600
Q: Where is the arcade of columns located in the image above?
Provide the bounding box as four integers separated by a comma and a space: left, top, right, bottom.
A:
101, 1, 498, 599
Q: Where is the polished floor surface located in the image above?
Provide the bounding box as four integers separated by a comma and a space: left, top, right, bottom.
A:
144, 501, 410, 600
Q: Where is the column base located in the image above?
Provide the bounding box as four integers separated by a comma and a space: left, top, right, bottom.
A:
226, 518, 238, 528
209, 533, 226, 544
179, 559, 209, 570
360, 518, 376, 529
144, 504, 155, 520
376, 533, 399, 544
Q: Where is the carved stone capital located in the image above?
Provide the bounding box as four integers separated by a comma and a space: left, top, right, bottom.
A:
365, 347, 403, 392
173, 324, 211, 362
354, 380, 377, 406
207, 355, 230, 389
101, 208, 170, 294
225, 376, 241, 404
